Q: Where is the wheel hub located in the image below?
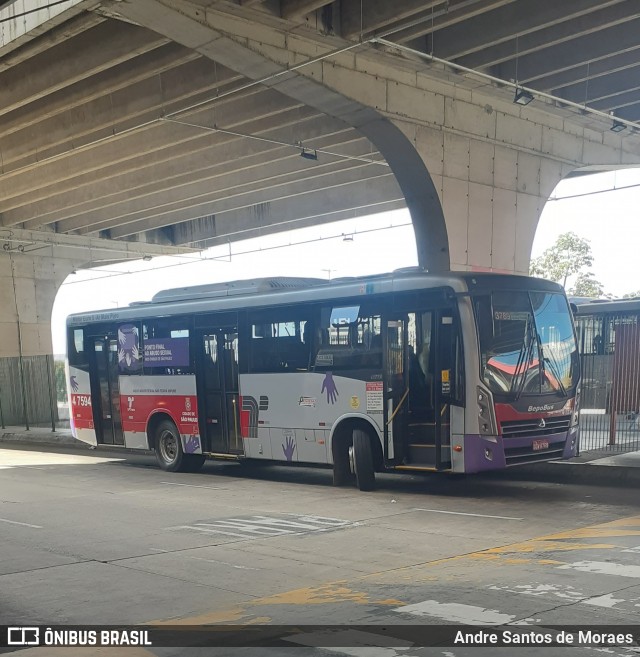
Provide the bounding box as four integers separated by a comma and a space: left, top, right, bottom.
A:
160, 431, 178, 462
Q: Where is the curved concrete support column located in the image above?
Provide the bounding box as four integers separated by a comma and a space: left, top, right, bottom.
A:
396, 120, 568, 274
356, 117, 448, 270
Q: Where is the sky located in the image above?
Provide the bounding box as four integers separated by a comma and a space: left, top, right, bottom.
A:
51, 168, 640, 355
530, 168, 640, 297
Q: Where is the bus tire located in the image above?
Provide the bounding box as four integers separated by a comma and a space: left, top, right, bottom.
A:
154, 419, 187, 472
352, 429, 375, 491
332, 437, 353, 487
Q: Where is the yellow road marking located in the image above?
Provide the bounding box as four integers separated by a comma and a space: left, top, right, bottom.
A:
8, 515, 634, 656
152, 515, 640, 625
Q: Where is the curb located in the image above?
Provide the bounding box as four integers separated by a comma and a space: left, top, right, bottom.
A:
495, 460, 640, 488
0, 431, 89, 449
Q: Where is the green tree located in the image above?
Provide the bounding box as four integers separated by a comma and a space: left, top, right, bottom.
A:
529, 232, 594, 286
569, 272, 605, 298
530, 232, 605, 296
622, 291, 640, 299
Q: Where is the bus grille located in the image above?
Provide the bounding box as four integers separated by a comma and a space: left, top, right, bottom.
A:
500, 415, 571, 439
504, 442, 566, 466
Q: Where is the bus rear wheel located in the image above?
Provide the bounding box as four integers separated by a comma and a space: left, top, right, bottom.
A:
352, 429, 376, 491
155, 419, 190, 472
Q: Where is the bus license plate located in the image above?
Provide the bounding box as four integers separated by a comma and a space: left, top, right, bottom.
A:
532, 439, 549, 451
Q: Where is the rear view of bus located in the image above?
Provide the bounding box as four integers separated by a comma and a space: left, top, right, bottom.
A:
464, 275, 580, 471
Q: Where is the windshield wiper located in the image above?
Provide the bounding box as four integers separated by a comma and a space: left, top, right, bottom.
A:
539, 344, 567, 397
513, 316, 537, 401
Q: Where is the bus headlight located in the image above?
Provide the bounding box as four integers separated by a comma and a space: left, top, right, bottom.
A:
477, 386, 497, 435
571, 388, 580, 427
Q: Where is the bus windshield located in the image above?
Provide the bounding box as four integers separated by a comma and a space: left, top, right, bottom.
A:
475, 290, 578, 397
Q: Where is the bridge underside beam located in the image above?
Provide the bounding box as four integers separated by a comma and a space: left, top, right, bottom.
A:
0, 14, 416, 258
110, 0, 450, 271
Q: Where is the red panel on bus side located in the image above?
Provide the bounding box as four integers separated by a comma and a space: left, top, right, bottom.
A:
119, 393, 199, 436
70, 393, 94, 430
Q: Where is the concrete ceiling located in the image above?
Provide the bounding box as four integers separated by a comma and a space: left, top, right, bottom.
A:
1, 0, 638, 256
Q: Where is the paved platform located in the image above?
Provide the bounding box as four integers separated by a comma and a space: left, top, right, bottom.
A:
2, 426, 639, 488
1, 442, 640, 656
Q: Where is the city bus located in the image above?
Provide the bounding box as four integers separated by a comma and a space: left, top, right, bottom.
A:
66, 269, 579, 490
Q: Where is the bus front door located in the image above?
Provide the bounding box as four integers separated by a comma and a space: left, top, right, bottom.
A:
383, 317, 408, 465
433, 311, 455, 471
90, 337, 124, 446
198, 330, 242, 455
403, 309, 456, 470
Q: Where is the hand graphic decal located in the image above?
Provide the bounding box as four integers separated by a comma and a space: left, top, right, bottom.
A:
117, 324, 141, 371
184, 436, 200, 454
282, 435, 296, 461
70, 375, 79, 392
321, 372, 339, 404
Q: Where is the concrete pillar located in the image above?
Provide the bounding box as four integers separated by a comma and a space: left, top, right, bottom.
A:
397, 120, 567, 275
0, 250, 76, 427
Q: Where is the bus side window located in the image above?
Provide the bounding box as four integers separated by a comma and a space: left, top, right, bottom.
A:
314, 306, 382, 370
68, 328, 88, 368
248, 312, 311, 373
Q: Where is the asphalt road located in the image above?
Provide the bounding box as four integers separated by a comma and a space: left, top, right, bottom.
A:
1, 443, 639, 657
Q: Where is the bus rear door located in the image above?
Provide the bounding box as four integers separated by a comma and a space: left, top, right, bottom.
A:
196, 328, 242, 455
90, 336, 124, 446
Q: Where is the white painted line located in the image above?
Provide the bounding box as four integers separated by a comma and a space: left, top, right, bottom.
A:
558, 561, 640, 578
394, 600, 515, 625
161, 482, 222, 490
412, 508, 523, 520
185, 555, 260, 571
0, 517, 42, 529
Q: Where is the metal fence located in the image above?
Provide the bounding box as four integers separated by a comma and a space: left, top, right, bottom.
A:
576, 309, 640, 453
0, 354, 68, 430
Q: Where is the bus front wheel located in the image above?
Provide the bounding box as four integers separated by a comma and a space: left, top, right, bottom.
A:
352, 429, 376, 491
155, 420, 192, 472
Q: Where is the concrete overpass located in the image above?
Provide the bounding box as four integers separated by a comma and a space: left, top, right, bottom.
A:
1, 0, 640, 425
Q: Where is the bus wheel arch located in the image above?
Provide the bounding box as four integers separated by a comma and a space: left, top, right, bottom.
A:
148, 413, 204, 473
330, 417, 382, 488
